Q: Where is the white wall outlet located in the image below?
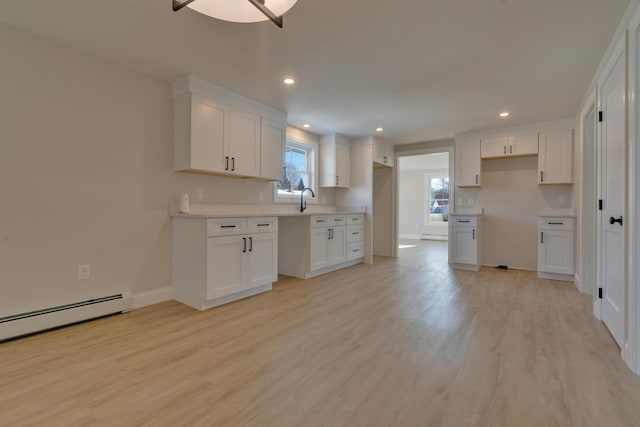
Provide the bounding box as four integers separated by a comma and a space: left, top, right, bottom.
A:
196, 188, 204, 200
78, 264, 90, 281
457, 198, 463, 206
559, 195, 567, 204
468, 198, 474, 206
258, 191, 264, 202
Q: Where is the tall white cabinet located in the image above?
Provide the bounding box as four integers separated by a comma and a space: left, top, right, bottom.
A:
173, 216, 278, 310
320, 134, 350, 188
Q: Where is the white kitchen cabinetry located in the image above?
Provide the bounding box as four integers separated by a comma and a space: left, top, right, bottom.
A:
538, 130, 573, 184
279, 214, 364, 279
260, 118, 286, 181
173, 75, 286, 181
481, 133, 538, 158
538, 217, 574, 281
320, 134, 350, 188
450, 214, 482, 271
173, 216, 278, 310
456, 140, 481, 187
373, 140, 394, 167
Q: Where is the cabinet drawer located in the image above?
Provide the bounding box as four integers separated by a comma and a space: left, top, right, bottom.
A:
246, 217, 278, 233
207, 218, 245, 236
451, 216, 477, 227
311, 216, 330, 227
328, 215, 346, 225
347, 241, 364, 260
538, 217, 574, 230
347, 214, 364, 224
346, 225, 364, 243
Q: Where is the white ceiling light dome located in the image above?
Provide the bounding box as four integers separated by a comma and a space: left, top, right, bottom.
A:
188, 0, 298, 24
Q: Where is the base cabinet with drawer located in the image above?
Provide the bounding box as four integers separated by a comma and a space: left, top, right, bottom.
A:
173, 216, 277, 310
538, 216, 574, 281
450, 214, 482, 271
279, 214, 365, 279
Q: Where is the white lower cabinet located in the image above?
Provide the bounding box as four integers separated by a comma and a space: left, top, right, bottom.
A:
450, 214, 482, 271
279, 214, 365, 279
173, 217, 277, 310
538, 217, 574, 281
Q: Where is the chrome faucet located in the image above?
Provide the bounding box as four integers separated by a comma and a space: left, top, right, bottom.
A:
300, 187, 315, 213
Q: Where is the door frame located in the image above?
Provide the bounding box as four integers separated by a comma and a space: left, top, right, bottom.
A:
394, 146, 455, 258
627, 7, 640, 374
578, 90, 597, 298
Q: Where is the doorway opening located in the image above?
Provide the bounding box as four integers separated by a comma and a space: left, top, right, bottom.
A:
398, 152, 451, 249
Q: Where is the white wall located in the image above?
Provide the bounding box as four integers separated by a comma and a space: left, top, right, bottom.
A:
0, 23, 333, 313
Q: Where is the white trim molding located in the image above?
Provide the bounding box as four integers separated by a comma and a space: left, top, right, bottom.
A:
132, 287, 175, 309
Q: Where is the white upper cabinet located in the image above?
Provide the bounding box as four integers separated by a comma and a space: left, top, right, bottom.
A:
320, 134, 350, 188
481, 133, 538, 158
228, 107, 260, 177
538, 130, 573, 184
373, 140, 394, 167
456, 140, 481, 187
260, 118, 286, 181
172, 75, 286, 181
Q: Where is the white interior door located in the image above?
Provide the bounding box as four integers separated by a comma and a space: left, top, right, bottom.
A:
599, 46, 626, 348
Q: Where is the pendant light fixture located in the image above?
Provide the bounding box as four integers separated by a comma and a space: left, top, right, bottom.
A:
172, 0, 298, 28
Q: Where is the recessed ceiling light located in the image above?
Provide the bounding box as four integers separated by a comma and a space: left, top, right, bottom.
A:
283, 78, 295, 85
303, 124, 310, 128
376, 127, 384, 132
500, 112, 510, 117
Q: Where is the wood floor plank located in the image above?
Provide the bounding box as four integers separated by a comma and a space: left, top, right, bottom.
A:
2, 240, 640, 426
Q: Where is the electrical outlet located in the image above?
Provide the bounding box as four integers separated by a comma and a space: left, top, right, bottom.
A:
78, 264, 90, 281
196, 188, 204, 200
559, 195, 567, 204
468, 198, 474, 206
457, 198, 463, 206
258, 192, 264, 202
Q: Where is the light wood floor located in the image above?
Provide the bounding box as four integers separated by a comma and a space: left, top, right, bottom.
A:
2, 240, 640, 426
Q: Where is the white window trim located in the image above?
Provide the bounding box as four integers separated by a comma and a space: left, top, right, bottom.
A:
274, 135, 319, 204
425, 169, 450, 226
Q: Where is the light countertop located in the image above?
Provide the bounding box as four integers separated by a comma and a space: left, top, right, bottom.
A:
170, 203, 366, 219
537, 208, 576, 218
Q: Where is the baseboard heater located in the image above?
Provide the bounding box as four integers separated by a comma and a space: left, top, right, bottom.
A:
0, 290, 132, 342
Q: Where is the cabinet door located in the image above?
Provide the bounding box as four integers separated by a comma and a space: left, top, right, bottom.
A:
452, 227, 477, 264
480, 137, 508, 158
186, 94, 228, 173
538, 230, 574, 274
229, 108, 261, 177
310, 228, 330, 270
335, 142, 350, 187
207, 236, 245, 300
509, 133, 538, 156
246, 233, 278, 289
538, 130, 573, 184
260, 118, 285, 181
456, 141, 481, 186
327, 226, 346, 265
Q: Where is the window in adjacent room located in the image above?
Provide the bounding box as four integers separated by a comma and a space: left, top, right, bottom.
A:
426, 175, 449, 223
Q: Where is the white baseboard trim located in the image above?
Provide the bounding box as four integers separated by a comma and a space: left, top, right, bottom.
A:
399, 234, 420, 240
132, 286, 174, 309
573, 273, 582, 292
593, 299, 602, 320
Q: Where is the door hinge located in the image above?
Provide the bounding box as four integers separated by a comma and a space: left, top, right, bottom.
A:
599, 111, 603, 122
598, 199, 603, 210
598, 288, 603, 299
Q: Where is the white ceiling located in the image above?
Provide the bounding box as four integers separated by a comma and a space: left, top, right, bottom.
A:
0, 0, 629, 144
